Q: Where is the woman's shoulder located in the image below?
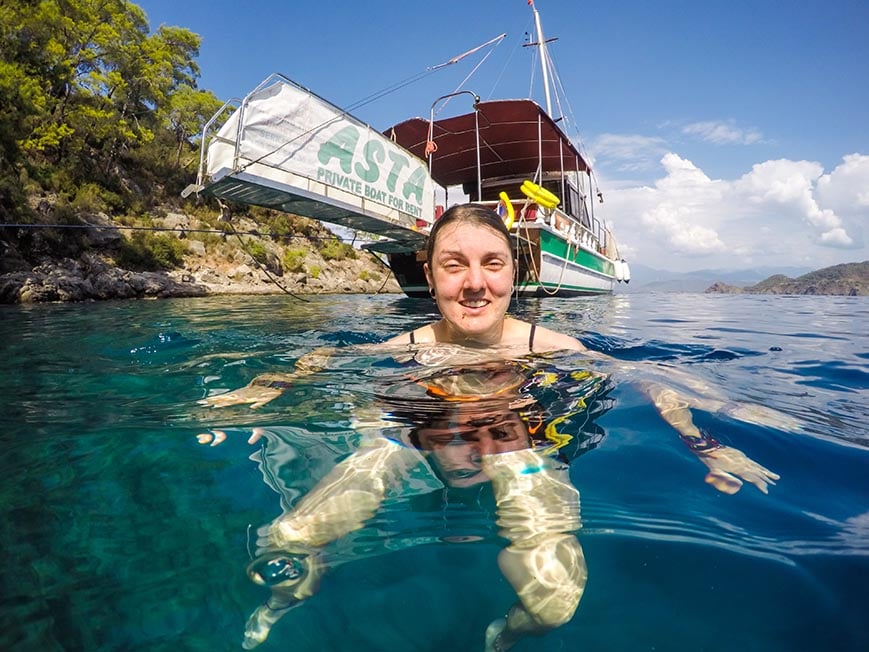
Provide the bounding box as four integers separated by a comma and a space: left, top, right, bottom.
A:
535, 326, 587, 353
384, 324, 437, 345
505, 318, 585, 353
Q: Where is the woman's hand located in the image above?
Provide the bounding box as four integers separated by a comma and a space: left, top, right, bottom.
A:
197, 427, 266, 447
696, 445, 780, 494
199, 374, 292, 409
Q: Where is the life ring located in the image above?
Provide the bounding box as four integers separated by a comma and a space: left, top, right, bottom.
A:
520, 180, 560, 209
497, 192, 515, 229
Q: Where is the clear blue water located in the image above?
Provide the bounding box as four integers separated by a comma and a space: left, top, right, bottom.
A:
1, 293, 867, 651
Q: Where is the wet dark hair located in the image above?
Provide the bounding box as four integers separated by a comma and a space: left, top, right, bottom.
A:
425, 203, 512, 264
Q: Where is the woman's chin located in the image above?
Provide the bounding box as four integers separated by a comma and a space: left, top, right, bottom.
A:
454, 321, 499, 342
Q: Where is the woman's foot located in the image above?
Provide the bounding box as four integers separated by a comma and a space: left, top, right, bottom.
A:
242, 598, 302, 649
484, 617, 507, 652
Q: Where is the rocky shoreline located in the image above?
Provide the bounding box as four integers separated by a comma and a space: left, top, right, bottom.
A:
0, 209, 402, 304
705, 261, 868, 297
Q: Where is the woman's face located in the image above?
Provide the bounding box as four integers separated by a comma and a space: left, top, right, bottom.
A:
424, 221, 513, 344
416, 407, 531, 487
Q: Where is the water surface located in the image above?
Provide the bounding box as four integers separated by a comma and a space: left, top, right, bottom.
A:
1, 293, 867, 651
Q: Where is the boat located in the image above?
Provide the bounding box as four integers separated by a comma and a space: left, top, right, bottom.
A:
190, 1, 629, 298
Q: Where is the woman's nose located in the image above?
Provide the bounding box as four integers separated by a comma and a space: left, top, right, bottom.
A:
474, 432, 497, 456
464, 264, 485, 290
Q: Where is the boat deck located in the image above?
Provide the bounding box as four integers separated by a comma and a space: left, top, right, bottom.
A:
201, 169, 428, 253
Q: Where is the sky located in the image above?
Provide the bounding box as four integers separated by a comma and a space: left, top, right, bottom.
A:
136, 0, 868, 273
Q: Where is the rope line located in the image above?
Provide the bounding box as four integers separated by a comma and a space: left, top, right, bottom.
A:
0, 222, 361, 244
1, 220, 393, 302
515, 207, 572, 296
223, 216, 309, 302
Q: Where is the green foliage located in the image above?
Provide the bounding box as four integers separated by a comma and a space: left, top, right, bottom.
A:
318, 238, 357, 261
245, 239, 268, 264
0, 169, 30, 223
52, 199, 85, 226
114, 231, 187, 271
184, 201, 221, 225
188, 230, 223, 250
309, 265, 321, 279
282, 247, 307, 273
1, 0, 222, 203
265, 213, 296, 240
165, 85, 224, 166
358, 269, 379, 282
70, 184, 108, 214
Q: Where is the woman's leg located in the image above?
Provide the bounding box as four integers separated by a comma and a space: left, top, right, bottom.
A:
482, 449, 586, 651
244, 437, 421, 648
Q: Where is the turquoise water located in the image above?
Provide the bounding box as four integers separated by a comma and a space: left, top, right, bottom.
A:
1, 293, 867, 651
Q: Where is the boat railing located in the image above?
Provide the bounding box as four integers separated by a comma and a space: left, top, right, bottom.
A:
474, 199, 609, 257
196, 73, 308, 188
193, 96, 242, 191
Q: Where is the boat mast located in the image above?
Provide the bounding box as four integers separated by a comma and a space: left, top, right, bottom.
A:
531, 1, 553, 116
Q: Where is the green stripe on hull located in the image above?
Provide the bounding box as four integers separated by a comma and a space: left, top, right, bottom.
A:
538, 229, 615, 276
517, 281, 611, 295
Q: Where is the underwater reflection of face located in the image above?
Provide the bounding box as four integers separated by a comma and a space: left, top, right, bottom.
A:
415, 405, 531, 487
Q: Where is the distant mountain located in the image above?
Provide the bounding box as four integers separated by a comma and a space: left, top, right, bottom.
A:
617, 263, 813, 293
706, 261, 869, 296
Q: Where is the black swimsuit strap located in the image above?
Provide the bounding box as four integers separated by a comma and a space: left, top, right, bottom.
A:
409, 330, 416, 344
528, 323, 537, 353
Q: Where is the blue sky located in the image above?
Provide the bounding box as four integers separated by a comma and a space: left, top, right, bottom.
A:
138, 0, 868, 273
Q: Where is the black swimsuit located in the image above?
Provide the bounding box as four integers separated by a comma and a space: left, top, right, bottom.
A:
409, 324, 538, 351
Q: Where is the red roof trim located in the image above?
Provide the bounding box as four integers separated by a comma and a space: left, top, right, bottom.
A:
386, 99, 590, 188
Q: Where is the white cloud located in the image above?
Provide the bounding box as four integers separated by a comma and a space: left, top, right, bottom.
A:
816, 153, 869, 214
637, 154, 727, 256
600, 151, 868, 271
735, 159, 856, 247
820, 227, 853, 247
589, 134, 668, 172
682, 120, 764, 145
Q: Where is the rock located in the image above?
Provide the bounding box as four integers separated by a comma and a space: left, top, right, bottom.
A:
186, 240, 207, 257
705, 282, 743, 294
264, 252, 283, 277
80, 212, 124, 249
706, 262, 868, 296
161, 212, 190, 231
0, 240, 30, 273
1, 201, 404, 303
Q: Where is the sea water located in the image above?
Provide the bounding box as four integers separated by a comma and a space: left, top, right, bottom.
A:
0, 293, 867, 652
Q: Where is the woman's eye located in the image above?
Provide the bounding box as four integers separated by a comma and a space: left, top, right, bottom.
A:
492, 427, 519, 442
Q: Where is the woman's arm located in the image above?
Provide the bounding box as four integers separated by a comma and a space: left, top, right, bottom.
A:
199, 347, 337, 409
642, 383, 780, 494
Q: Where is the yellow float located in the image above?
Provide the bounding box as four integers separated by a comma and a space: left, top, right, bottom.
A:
520, 180, 560, 209
497, 191, 515, 229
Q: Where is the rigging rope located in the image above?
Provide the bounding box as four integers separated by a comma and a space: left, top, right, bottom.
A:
233, 35, 507, 177
436, 35, 505, 116
221, 207, 309, 302
515, 206, 574, 296
0, 222, 359, 242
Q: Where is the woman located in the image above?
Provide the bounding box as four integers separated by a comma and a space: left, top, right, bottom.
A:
201, 204, 583, 411
200, 204, 781, 650
385, 203, 583, 354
